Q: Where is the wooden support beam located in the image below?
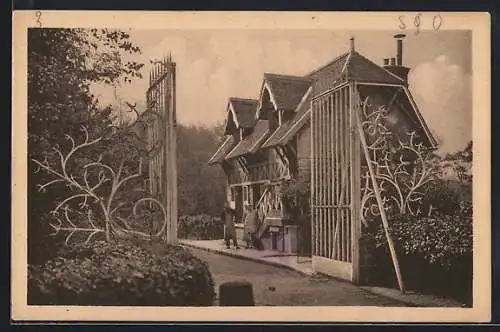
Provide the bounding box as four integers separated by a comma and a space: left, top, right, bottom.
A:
334, 89, 340, 260
327, 94, 333, 260
355, 103, 405, 293
340, 87, 346, 262
238, 157, 248, 173
350, 82, 362, 281
320, 99, 326, 257
310, 101, 317, 256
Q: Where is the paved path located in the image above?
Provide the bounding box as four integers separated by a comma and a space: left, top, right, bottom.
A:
189, 247, 408, 307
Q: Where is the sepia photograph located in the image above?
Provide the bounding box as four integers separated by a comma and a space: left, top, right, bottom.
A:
12, 11, 490, 322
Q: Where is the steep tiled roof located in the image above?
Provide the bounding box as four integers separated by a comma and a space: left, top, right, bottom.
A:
263, 73, 313, 111
347, 52, 405, 85
307, 52, 350, 95
224, 120, 269, 160
229, 98, 258, 128
208, 136, 237, 165
307, 51, 406, 96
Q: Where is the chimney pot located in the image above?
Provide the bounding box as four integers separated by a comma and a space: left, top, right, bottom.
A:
394, 33, 406, 66
390, 58, 396, 66
350, 37, 355, 52
383, 58, 390, 66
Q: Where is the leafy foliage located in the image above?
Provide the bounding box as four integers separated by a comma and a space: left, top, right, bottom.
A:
177, 124, 227, 217
28, 28, 144, 264
178, 215, 224, 240
365, 209, 472, 268
28, 240, 216, 306
280, 180, 310, 219
361, 208, 473, 305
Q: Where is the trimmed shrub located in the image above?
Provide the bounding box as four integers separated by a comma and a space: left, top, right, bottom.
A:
361, 208, 473, 305
28, 240, 216, 306
178, 214, 224, 240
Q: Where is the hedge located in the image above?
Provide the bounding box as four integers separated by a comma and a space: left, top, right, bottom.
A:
178, 214, 224, 240
361, 208, 473, 305
28, 239, 216, 306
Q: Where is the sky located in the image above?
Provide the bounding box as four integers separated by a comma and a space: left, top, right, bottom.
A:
90, 29, 472, 154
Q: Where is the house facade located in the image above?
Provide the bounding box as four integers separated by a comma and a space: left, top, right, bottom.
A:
208, 34, 436, 282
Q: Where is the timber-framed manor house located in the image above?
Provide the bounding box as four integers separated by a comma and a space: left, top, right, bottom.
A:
208, 34, 436, 283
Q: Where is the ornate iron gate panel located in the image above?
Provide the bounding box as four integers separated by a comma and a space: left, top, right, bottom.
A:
144, 57, 178, 243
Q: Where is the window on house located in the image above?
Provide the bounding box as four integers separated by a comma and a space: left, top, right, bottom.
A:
269, 109, 279, 131
230, 187, 236, 201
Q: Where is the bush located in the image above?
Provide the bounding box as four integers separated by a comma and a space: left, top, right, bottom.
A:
28, 240, 216, 306
370, 212, 472, 267
420, 178, 472, 217
280, 180, 310, 219
178, 214, 224, 240
361, 209, 473, 305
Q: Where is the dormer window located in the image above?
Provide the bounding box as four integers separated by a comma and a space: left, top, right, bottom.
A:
269, 108, 279, 132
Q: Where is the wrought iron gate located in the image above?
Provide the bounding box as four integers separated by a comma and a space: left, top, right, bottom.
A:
310, 84, 361, 281
143, 56, 178, 243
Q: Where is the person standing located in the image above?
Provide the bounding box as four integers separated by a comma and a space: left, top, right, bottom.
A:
221, 202, 239, 249
244, 204, 259, 249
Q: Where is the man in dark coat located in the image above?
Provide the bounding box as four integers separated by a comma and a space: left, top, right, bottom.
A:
221, 202, 239, 249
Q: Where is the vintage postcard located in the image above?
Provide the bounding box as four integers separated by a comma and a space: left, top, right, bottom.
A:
12, 11, 491, 322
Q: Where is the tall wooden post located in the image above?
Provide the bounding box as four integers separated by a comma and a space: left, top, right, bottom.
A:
350, 82, 361, 284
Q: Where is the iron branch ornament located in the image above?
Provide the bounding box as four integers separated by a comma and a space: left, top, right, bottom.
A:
32, 125, 168, 245
359, 96, 438, 226
123, 100, 166, 159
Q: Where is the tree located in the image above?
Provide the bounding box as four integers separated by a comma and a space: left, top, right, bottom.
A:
28, 28, 144, 264
177, 124, 226, 217
441, 141, 473, 185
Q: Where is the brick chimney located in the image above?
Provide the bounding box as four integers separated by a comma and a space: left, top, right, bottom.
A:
383, 34, 410, 84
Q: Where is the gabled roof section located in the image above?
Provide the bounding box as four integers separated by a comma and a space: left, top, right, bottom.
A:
259, 73, 313, 112
306, 50, 406, 96
346, 52, 406, 85
208, 135, 237, 165
261, 87, 312, 149
225, 120, 269, 160
229, 98, 258, 128
224, 98, 258, 135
